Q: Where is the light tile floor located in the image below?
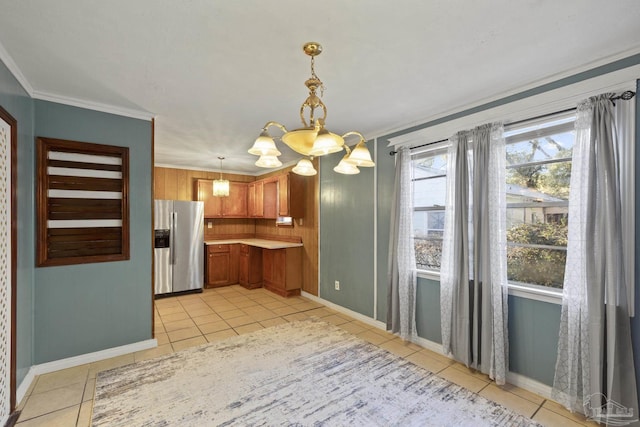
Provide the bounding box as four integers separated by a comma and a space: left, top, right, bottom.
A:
15, 285, 597, 426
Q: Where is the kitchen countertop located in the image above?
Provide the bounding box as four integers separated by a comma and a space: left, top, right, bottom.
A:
205, 238, 303, 250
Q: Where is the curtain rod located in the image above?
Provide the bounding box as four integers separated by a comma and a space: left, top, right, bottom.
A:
390, 90, 636, 156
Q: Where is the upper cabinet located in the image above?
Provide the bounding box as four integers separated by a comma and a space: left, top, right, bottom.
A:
278, 173, 304, 218
195, 179, 248, 218
263, 179, 278, 219
195, 172, 304, 220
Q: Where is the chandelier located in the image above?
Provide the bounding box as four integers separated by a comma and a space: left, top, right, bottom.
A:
212, 156, 230, 197
248, 42, 375, 176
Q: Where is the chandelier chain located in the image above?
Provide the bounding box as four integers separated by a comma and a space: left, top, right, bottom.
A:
310, 56, 325, 98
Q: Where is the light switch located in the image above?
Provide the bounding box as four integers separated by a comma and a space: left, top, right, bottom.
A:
207, 221, 213, 229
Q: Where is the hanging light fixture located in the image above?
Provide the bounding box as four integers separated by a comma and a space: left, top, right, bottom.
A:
212, 156, 230, 197
248, 42, 375, 176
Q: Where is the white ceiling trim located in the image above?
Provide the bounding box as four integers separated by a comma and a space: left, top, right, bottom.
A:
0, 38, 154, 122
154, 158, 299, 177
375, 46, 640, 142
388, 63, 640, 148
0, 40, 33, 96
32, 90, 155, 122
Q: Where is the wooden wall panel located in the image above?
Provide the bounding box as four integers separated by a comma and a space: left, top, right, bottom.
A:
254, 160, 319, 295
154, 165, 319, 296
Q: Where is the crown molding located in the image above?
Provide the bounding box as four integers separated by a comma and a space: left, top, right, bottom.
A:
0, 40, 34, 96
32, 90, 155, 121
154, 158, 299, 177
0, 40, 154, 121
369, 46, 640, 141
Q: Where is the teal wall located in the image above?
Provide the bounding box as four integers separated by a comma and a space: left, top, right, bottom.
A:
415, 278, 441, 343
33, 100, 152, 363
319, 142, 375, 317
318, 54, 640, 391
0, 62, 34, 388
508, 295, 561, 385
414, 277, 560, 385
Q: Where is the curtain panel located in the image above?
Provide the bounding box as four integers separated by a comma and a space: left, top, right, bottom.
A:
552, 94, 638, 426
440, 123, 509, 385
387, 146, 418, 341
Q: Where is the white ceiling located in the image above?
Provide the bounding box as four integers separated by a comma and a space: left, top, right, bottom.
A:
1, 1, 640, 174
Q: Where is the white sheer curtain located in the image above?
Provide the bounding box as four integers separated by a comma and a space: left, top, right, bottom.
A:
440, 123, 509, 385
387, 146, 418, 341
552, 94, 638, 425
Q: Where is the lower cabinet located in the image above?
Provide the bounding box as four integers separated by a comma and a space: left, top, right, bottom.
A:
239, 244, 263, 289
262, 247, 302, 297
206, 244, 239, 287
205, 243, 301, 296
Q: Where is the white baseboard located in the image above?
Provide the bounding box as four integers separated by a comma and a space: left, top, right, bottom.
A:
16, 338, 157, 406
506, 371, 553, 399
301, 291, 386, 330
16, 367, 37, 406
301, 291, 554, 401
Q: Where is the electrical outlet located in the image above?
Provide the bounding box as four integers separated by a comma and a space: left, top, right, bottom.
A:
334, 280, 340, 290
207, 221, 213, 229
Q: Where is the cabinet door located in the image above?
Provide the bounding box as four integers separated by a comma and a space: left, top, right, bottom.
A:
263, 249, 286, 292
195, 179, 222, 218
229, 244, 240, 284
277, 173, 305, 218
207, 247, 230, 287
248, 181, 264, 218
223, 182, 248, 217
278, 175, 289, 217
263, 179, 278, 219
239, 248, 249, 286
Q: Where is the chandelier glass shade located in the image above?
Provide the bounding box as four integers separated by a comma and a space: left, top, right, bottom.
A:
212, 156, 230, 197
248, 42, 375, 176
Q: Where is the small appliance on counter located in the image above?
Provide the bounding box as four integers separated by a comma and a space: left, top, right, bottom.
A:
154, 200, 204, 296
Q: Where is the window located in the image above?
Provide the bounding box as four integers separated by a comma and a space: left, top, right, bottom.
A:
410, 113, 575, 291
412, 147, 447, 271
504, 113, 574, 289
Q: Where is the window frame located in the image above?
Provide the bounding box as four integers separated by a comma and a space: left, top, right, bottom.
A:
410, 114, 580, 303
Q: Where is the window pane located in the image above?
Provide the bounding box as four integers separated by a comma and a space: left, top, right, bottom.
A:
414, 176, 446, 208
505, 116, 574, 289
415, 236, 442, 270
507, 246, 566, 288
506, 131, 574, 162
412, 151, 447, 272
507, 160, 572, 201
413, 152, 447, 179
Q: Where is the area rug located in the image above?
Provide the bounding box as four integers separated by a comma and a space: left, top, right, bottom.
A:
92, 318, 539, 426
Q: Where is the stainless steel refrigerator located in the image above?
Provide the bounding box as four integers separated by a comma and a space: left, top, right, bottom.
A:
154, 200, 204, 296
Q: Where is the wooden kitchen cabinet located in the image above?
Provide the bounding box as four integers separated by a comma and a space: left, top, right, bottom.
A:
239, 244, 262, 289
206, 244, 239, 287
248, 181, 264, 217
263, 179, 278, 219
195, 180, 248, 218
262, 247, 302, 297
278, 173, 305, 218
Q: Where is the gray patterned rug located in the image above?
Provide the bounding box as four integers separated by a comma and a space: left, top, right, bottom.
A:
92, 318, 538, 426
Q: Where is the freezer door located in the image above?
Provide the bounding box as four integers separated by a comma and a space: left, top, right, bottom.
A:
171, 200, 204, 292
154, 200, 173, 295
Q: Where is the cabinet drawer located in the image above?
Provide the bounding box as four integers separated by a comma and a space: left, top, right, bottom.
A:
208, 244, 230, 254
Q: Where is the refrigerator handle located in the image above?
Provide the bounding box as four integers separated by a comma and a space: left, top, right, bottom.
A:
170, 212, 177, 265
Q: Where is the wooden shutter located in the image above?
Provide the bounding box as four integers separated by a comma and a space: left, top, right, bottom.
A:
36, 137, 130, 267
